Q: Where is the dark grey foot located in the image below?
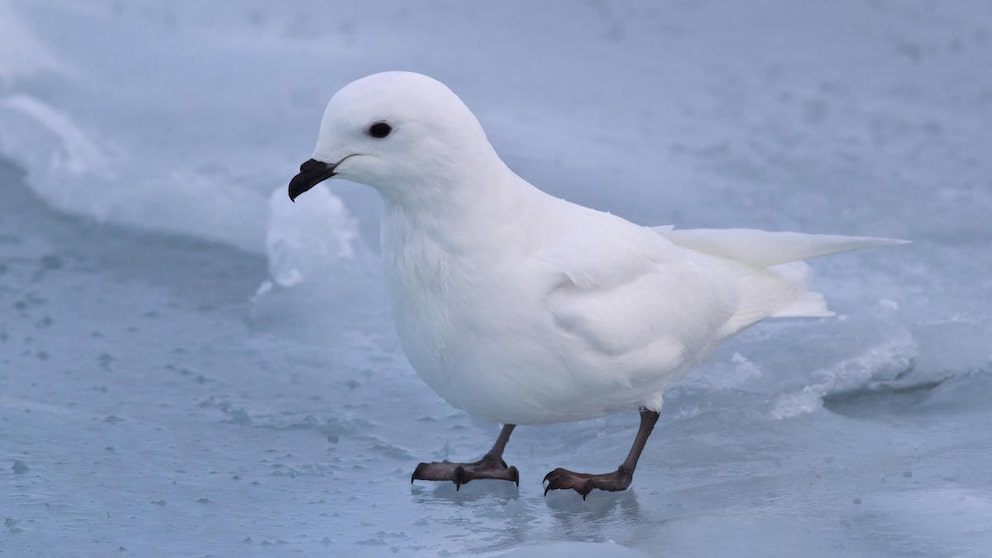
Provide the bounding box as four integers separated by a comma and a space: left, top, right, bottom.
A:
543, 466, 633, 499
412, 454, 520, 490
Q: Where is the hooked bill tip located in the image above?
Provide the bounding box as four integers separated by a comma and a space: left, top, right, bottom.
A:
288, 158, 337, 202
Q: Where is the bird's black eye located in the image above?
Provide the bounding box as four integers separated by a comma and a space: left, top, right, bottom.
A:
368, 122, 392, 139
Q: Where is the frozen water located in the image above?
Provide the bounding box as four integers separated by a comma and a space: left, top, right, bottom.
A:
1, 1, 991, 556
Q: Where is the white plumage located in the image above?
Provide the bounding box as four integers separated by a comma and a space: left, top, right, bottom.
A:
288, 71, 904, 494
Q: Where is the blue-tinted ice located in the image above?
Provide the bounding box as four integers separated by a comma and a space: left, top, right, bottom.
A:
1, 1, 990, 556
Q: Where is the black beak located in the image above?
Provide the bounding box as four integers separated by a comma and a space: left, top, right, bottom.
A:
288, 158, 338, 202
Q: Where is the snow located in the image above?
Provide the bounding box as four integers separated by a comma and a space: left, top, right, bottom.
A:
1, 1, 990, 556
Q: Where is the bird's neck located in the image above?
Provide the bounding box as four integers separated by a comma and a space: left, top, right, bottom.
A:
378, 165, 537, 260
384, 150, 528, 226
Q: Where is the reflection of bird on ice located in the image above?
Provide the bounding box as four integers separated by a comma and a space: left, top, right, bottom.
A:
288, 71, 905, 499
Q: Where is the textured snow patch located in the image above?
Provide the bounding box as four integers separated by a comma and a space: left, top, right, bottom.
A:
0, 1, 62, 86
1, 95, 111, 177
772, 327, 918, 419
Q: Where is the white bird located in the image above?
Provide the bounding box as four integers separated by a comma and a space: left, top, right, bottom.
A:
288, 71, 905, 498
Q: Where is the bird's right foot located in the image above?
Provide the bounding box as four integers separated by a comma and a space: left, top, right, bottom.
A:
411, 454, 520, 490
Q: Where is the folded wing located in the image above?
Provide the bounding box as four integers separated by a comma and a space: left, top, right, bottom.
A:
535, 219, 907, 368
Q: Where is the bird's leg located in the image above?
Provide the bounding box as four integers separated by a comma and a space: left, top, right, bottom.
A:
411, 424, 519, 490
543, 407, 660, 500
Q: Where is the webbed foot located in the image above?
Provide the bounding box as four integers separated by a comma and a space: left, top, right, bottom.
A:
543, 466, 633, 499
412, 454, 520, 490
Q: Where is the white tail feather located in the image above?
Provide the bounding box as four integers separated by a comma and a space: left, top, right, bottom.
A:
654, 227, 907, 335
654, 226, 908, 267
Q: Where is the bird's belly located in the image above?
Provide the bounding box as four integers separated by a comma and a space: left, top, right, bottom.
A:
389, 283, 687, 425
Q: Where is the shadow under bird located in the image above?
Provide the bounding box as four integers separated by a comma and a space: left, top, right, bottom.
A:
288, 71, 906, 499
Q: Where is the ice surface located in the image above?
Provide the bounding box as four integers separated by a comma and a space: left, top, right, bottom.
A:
1, 0, 991, 556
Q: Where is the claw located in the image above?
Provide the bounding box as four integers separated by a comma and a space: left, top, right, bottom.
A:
581, 480, 593, 501
412, 462, 428, 484
542, 470, 555, 496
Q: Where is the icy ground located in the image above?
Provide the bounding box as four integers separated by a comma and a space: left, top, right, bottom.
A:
2, 1, 991, 556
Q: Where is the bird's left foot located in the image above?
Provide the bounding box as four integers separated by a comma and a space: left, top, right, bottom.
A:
543, 466, 633, 499
411, 454, 520, 490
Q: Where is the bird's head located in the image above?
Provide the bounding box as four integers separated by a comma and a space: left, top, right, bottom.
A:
288, 71, 503, 207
